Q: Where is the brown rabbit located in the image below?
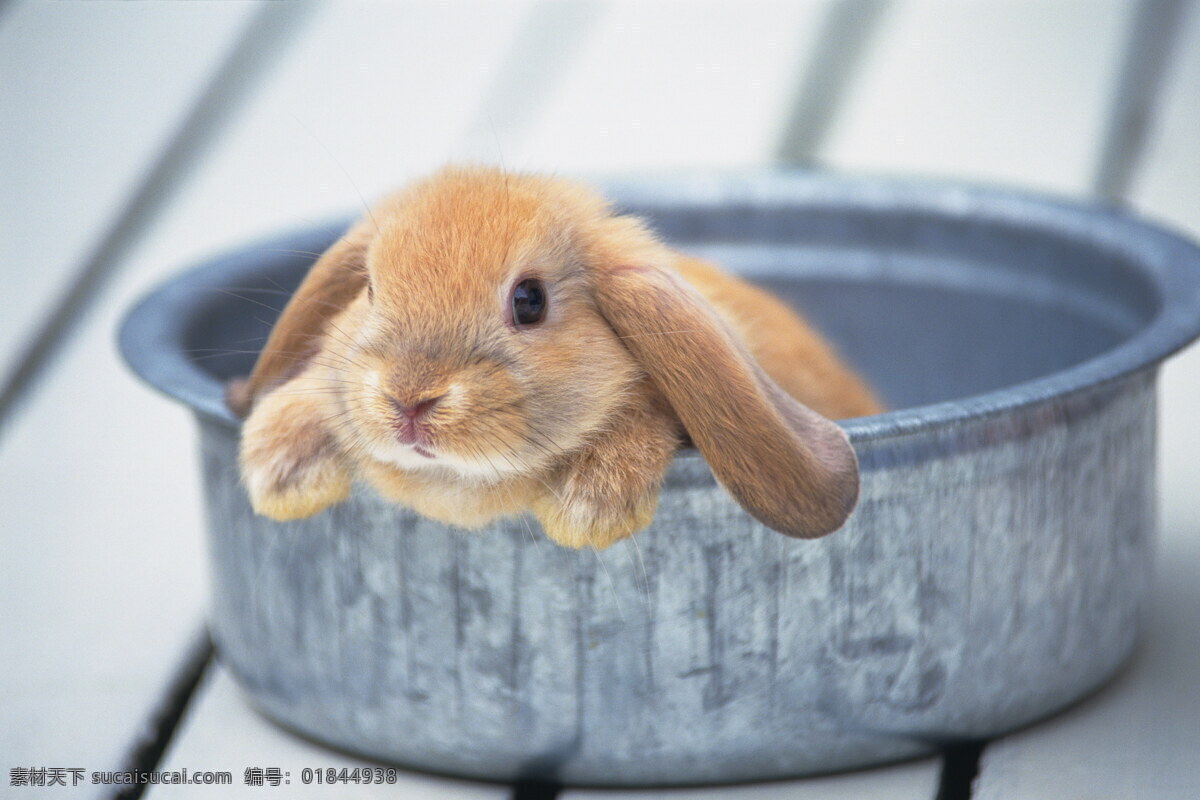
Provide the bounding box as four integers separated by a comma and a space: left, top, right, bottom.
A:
229, 166, 882, 549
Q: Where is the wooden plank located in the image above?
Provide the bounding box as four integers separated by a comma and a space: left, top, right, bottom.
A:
562, 761, 938, 800
149, 666, 508, 799
0, 5, 276, 795
1129, 0, 1200, 540
819, 0, 1130, 196
0, 0, 258, 388
973, 4, 1200, 797
512, 0, 832, 172
147, 0, 540, 246
137, 1, 833, 226
0, 236, 212, 784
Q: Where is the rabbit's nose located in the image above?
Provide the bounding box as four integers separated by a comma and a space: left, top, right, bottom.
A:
390, 394, 444, 421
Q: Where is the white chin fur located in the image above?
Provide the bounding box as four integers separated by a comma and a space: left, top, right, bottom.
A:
368, 440, 526, 482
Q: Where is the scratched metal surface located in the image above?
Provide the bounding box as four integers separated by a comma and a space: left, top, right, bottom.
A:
121, 174, 1200, 785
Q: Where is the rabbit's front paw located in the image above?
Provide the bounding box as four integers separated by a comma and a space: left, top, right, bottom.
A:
239, 392, 351, 521
533, 395, 679, 549
536, 468, 659, 549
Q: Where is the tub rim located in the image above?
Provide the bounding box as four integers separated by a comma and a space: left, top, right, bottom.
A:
118, 171, 1200, 446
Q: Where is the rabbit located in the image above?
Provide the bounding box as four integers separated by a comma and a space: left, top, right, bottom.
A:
227, 165, 883, 549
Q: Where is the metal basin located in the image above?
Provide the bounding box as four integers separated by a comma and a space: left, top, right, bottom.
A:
119, 173, 1200, 786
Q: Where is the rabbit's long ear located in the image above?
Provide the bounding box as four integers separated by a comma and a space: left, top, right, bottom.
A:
594, 260, 860, 538
226, 222, 374, 418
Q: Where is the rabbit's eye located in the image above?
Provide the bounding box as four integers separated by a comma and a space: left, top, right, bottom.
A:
512, 278, 547, 326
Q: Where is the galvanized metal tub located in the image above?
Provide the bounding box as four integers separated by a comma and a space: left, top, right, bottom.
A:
119, 174, 1200, 786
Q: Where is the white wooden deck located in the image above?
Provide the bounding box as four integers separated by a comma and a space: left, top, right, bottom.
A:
2, 1, 1198, 798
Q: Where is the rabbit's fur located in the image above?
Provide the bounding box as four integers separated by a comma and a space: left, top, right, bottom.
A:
230, 166, 882, 548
